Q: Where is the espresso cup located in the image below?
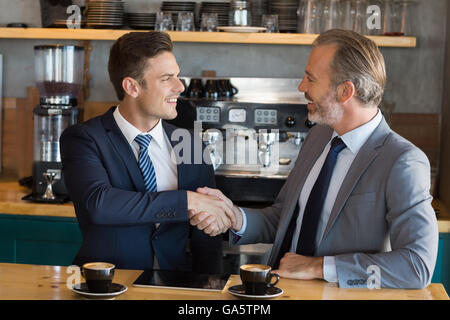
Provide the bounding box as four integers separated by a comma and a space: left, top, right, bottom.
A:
186, 78, 204, 98
82, 262, 115, 293
204, 79, 219, 100
240, 264, 280, 295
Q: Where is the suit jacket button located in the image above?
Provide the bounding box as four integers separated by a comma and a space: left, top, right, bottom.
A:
347, 280, 353, 286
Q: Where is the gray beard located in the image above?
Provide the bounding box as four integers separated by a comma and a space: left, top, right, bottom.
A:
308, 98, 344, 126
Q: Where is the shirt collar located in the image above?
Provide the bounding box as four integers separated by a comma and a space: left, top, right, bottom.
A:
113, 105, 165, 149
331, 108, 383, 154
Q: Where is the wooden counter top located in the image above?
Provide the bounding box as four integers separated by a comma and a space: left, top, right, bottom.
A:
0, 181, 75, 218
0, 263, 447, 300
1, 180, 449, 232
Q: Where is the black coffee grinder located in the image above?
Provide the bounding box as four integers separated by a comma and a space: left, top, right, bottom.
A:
23, 45, 84, 203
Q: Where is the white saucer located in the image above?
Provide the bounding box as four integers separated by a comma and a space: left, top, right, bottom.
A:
71, 282, 127, 299
227, 284, 283, 299
217, 26, 267, 33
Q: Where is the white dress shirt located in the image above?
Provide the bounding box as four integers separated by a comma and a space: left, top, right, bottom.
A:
113, 106, 178, 192
237, 109, 382, 283
113, 106, 179, 269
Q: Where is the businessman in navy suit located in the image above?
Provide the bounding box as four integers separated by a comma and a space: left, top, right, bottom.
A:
60, 31, 235, 272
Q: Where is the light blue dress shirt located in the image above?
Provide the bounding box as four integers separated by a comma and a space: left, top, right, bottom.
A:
236, 109, 382, 282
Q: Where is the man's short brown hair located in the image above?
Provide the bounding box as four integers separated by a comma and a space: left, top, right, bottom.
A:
108, 31, 173, 100
313, 29, 386, 107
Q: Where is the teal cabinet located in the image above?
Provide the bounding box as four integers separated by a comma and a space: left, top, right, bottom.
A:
0, 214, 82, 266
432, 233, 450, 292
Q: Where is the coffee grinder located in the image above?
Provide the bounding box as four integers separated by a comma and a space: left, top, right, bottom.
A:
23, 44, 84, 203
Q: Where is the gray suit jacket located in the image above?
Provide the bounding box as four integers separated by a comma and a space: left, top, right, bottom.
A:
235, 117, 438, 289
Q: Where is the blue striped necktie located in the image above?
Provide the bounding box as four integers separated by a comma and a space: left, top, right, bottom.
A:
134, 134, 158, 192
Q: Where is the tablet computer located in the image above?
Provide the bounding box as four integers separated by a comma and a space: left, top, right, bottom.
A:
133, 269, 231, 292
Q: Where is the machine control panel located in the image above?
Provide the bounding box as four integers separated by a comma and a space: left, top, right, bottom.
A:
285, 116, 296, 127
228, 108, 247, 122
196, 106, 220, 122
173, 99, 310, 132
254, 109, 277, 125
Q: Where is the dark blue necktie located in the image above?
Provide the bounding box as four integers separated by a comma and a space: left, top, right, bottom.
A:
274, 136, 346, 267
296, 136, 346, 256
134, 134, 158, 192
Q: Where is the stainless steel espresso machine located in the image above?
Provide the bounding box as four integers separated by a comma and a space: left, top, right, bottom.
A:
170, 77, 314, 205
23, 45, 84, 203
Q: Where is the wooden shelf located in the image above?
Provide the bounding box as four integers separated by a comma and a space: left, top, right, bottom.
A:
0, 27, 416, 47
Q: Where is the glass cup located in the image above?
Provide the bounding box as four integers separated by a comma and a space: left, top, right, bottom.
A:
353, 0, 368, 35
155, 12, 174, 31
321, 0, 340, 32
176, 12, 195, 32
382, 0, 399, 35
339, 0, 354, 31
262, 14, 279, 33
299, 0, 320, 34
200, 13, 218, 32
398, 0, 416, 36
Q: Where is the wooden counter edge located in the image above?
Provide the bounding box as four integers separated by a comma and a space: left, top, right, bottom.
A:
0, 28, 417, 47
0, 181, 449, 230
0, 263, 448, 300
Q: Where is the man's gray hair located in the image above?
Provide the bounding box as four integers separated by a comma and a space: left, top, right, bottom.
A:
313, 29, 386, 107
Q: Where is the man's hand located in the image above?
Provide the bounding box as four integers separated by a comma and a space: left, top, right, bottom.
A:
272, 253, 324, 280
194, 187, 243, 231
186, 190, 236, 236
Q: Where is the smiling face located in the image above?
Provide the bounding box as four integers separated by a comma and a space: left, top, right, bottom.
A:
134, 51, 185, 122
298, 44, 344, 126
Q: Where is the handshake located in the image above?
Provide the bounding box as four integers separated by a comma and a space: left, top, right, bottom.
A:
187, 187, 243, 237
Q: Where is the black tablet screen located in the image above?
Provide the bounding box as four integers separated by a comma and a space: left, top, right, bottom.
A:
133, 269, 230, 292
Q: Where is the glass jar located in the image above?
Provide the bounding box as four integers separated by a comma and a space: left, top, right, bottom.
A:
229, 0, 252, 26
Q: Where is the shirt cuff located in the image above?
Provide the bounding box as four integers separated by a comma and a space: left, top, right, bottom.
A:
323, 256, 338, 283
231, 207, 247, 236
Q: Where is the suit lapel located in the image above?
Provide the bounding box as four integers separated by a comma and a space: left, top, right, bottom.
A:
269, 125, 333, 262
283, 125, 334, 220
101, 106, 146, 192
320, 118, 391, 242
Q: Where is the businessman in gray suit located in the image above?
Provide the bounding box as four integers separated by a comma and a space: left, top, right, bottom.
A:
188, 29, 439, 289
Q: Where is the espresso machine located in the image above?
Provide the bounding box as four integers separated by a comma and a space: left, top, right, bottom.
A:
23, 45, 84, 203
170, 77, 314, 205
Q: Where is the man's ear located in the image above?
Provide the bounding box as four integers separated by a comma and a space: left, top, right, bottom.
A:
337, 81, 356, 104
122, 77, 140, 98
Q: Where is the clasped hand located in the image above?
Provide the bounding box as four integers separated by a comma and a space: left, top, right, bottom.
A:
187, 187, 242, 237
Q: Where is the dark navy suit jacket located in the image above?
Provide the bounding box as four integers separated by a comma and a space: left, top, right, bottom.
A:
60, 106, 222, 272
